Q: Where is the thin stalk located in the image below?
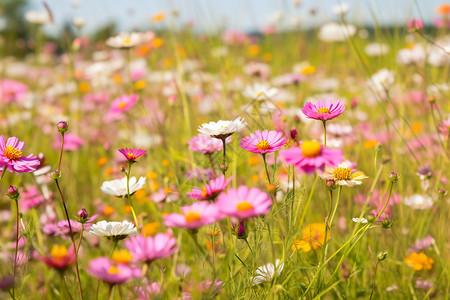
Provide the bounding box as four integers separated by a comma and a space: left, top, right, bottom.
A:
221, 138, 227, 175
77, 224, 84, 254
61, 275, 74, 300
126, 162, 139, 233
322, 121, 327, 147
262, 153, 271, 185
328, 186, 342, 229
55, 180, 83, 299
12, 199, 19, 299
296, 175, 319, 227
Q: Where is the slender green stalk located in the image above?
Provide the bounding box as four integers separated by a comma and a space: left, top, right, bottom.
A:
126, 162, 139, 233
322, 121, 327, 147
262, 153, 271, 185
296, 175, 319, 228
12, 199, 19, 300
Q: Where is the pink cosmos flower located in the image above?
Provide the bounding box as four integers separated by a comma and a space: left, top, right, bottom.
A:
109, 94, 139, 113
19, 185, 45, 212
280, 141, 343, 174
118, 148, 147, 163
221, 29, 249, 46
188, 135, 231, 154
52, 133, 84, 151
43, 215, 98, 238
135, 282, 160, 299
216, 186, 271, 219
302, 99, 345, 121
163, 201, 222, 229
240, 130, 287, 154
0, 80, 28, 102
0, 136, 40, 173
87, 257, 141, 285
408, 19, 424, 31
187, 175, 232, 200
124, 233, 178, 263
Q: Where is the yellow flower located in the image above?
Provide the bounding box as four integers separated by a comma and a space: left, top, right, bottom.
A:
292, 223, 329, 252
112, 250, 132, 264
248, 45, 260, 56
151, 12, 165, 22
364, 140, 379, 149
404, 252, 434, 271
97, 157, 108, 166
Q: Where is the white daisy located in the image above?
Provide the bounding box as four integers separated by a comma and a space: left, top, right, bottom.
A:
251, 259, 284, 285
106, 32, 154, 48
321, 162, 368, 187
101, 176, 146, 197
404, 195, 434, 210
242, 83, 278, 101
198, 117, 247, 139
352, 217, 368, 224
89, 220, 138, 240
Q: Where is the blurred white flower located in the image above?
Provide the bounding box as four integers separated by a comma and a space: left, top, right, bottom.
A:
242, 83, 278, 100
332, 3, 350, 15
251, 259, 284, 285
366, 69, 395, 97
25, 11, 51, 24
89, 220, 138, 240
318, 23, 356, 42
427, 36, 450, 66
106, 32, 154, 48
365, 43, 389, 57
72, 17, 85, 27
396, 44, 426, 65
404, 195, 434, 210
101, 177, 147, 197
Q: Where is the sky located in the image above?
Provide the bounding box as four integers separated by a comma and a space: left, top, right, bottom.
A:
27, 0, 443, 35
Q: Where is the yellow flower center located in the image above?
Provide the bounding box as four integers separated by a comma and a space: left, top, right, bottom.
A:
123, 38, 131, 44
112, 250, 132, 264
236, 202, 254, 211
332, 167, 352, 181
185, 212, 202, 223
118, 102, 127, 109
256, 140, 270, 151
127, 153, 137, 160
201, 186, 208, 198
317, 107, 330, 114
108, 266, 120, 274
301, 141, 322, 158
4, 145, 22, 160
50, 245, 68, 260
257, 92, 265, 98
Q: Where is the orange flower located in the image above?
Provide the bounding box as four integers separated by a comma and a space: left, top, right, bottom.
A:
292, 223, 329, 252
142, 222, 159, 236
103, 206, 115, 216
404, 252, 434, 271
436, 3, 450, 15
151, 12, 165, 22
97, 157, 108, 166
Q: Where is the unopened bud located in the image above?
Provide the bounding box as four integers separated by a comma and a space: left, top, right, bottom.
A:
120, 167, 126, 174
326, 179, 337, 190
290, 128, 298, 140
382, 155, 391, 164
57, 121, 68, 134
48, 170, 61, 180
235, 221, 247, 239
77, 208, 89, 220
389, 172, 399, 183
377, 251, 388, 261
7, 186, 19, 199
381, 218, 393, 229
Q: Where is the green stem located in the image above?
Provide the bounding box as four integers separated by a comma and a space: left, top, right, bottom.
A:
322, 121, 327, 147
12, 199, 19, 300
262, 153, 271, 185
328, 186, 342, 229
221, 138, 227, 175
296, 175, 319, 228
126, 162, 139, 233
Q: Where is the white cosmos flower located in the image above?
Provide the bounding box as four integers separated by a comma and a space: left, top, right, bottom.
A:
198, 117, 247, 139
365, 43, 390, 57
332, 3, 350, 15
106, 32, 154, 48
352, 217, 368, 224
242, 83, 278, 101
25, 11, 51, 24
366, 68, 395, 96
89, 220, 137, 240
101, 177, 146, 197
251, 259, 284, 285
318, 22, 356, 42
404, 195, 434, 210
396, 44, 426, 65
321, 162, 368, 187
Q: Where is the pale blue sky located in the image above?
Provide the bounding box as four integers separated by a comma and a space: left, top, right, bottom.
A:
28, 0, 441, 34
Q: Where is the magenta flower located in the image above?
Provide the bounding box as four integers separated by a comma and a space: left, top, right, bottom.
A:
87, 257, 141, 285
40, 245, 76, 270
124, 233, 178, 263
135, 282, 160, 299
0, 136, 40, 173
408, 18, 424, 32
302, 99, 345, 121
109, 94, 139, 113
118, 148, 147, 163
240, 130, 287, 154
163, 201, 222, 229
43, 215, 98, 238
216, 186, 271, 219
188, 135, 231, 154
280, 141, 343, 174
187, 175, 232, 200
0, 80, 28, 102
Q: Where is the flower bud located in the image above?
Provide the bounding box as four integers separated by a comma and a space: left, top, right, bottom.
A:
381, 218, 393, 229
427, 96, 436, 104
326, 179, 337, 190
290, 128, 298, 140
367, 214, 376, 223
235, 221, 248, 239
77, 208, 89, 220
377, 251, 388, 261
48, 170, 61, 180
388, 172, 399, 183
56, 121, 69, 134
407, 18, 424, 32
7, 185, 19, 199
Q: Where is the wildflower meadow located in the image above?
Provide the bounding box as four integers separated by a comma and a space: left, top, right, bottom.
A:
0, 0, 449, 299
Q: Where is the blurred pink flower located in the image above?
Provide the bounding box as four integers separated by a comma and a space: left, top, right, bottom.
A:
163, 201, 222, 229
53, 133, 84, 151
217, 186, 271, 219
135, 282, 160, 299
407, 18, 424, 31
302, 99, 345, 121
280, 141, 343, 174
221, 29, 249, 45
188, 135, 230, 154
87, 257, 141, 285
187, 175, 232, 200
0, 136, 40, 173
19, 185, 45, 212
125, 233, 178, 263
0, 80, 28, 102
109, 94, 139, 113
240, 130, 286, 154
